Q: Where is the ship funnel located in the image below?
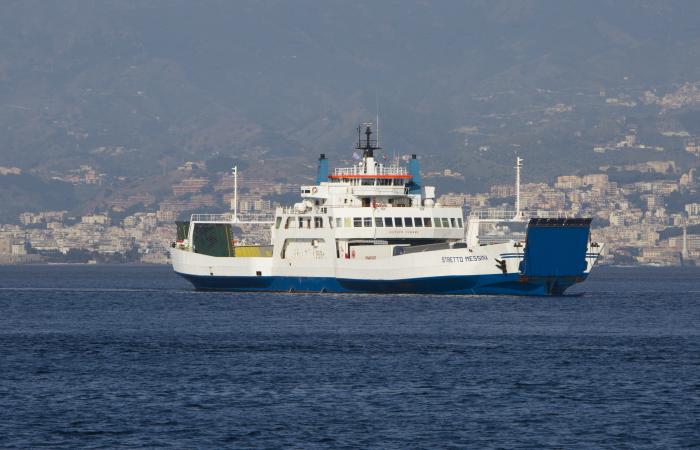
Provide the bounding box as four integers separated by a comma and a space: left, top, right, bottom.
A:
316, 154, 329, 184
407, 154, 422, 195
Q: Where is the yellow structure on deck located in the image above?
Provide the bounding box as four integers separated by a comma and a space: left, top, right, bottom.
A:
233, 245, 274, 257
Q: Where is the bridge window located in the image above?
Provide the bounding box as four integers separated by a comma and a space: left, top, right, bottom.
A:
363, 217, 372, 227
336, 218, 343, 228
434, 218, 442, 228
414, 217, 423, 227
375, 217, 383, 227
344, 217, 351, 227
353, 217, 362, 227
442, 218, 450, 228
394, 217, 403, 227
424, 217, 432, 227
314, 217, 323, 228
404, 217, 413, 227
384, 217, 393, 227
450, 218, 456, 228
275, 217, 282, 229
361, 178, 374, 186
457, 218, 463, 228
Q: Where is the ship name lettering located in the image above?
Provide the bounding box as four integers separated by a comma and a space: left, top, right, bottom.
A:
441, 255, 488, 263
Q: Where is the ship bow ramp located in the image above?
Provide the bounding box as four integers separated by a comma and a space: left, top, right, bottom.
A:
519, 218, 592, 295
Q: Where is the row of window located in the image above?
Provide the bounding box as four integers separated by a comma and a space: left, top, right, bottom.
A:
276, 216, 463, 229
340, 217, 463, 229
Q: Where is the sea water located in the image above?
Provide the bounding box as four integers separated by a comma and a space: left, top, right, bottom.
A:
1, 265, 699, 448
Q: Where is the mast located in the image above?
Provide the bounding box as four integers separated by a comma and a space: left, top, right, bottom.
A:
357, 124, 380, 158
515, 157, 523, 219
232, 165, 238, 223
375, 95, 380, 148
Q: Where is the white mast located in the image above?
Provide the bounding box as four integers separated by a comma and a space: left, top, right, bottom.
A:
515, 157, 523, 219
232, 166, 238, 223
376, 95, 380, 149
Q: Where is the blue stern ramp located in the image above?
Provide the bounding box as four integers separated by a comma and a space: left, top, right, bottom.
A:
519, 218, 592, 295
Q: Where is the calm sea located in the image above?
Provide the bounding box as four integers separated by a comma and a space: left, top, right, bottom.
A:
1, 265, 699, 449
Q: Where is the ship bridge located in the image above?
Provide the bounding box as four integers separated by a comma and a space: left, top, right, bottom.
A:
279, 124, 464, 248
300, 124, 424, 207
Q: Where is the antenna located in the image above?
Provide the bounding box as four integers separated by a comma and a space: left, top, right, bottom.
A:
232, 166, 238, 224
375, 93, 380, 148
356, 122, 380, 158
515, 157, 523, 219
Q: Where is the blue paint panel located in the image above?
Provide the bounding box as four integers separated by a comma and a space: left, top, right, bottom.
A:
316, 155, 329, 184
407, 156, 422, 195
521, 218, 590, 278
175, 272, 587, 296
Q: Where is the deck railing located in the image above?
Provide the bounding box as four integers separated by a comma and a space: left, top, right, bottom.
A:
190, 213, 274, 224
191, 213, 233, 222
332, 165, 408, 176
468, 210, 519, 220
468, 210, 573, 220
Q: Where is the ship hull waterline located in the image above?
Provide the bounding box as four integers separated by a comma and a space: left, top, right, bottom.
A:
175, 271, 587, 296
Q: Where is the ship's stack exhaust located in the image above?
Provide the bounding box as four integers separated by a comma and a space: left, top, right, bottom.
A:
407, 154, 422, 195
316, 154, 329, 184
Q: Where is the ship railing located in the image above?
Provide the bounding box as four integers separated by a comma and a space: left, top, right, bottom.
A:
276, 203, 451, 215
468, 210, 520, 220
333, 165, 408, 176
526, 210, 573, 219
190, 213, 275, 224
468, 210, 573, 221
191, 213, 233, 223
477, 237, 520, 245
236, 213, 275, 224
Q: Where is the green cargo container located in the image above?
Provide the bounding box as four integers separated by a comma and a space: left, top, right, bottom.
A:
192, 223, 234, 257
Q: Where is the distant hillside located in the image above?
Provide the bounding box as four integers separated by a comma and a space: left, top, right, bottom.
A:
2, 0, 700, 214
0, 174, 76, 221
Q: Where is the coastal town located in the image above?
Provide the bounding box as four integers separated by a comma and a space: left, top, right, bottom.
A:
1, 146, 698, 266
4, 79, 700, 267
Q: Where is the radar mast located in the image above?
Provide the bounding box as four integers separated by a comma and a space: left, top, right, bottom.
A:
356, 124, 380, 158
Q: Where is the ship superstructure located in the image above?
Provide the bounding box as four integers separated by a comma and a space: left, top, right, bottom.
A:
171, 125, 602, 295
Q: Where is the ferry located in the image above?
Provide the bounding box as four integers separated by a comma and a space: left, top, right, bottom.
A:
171, 125, 603, 295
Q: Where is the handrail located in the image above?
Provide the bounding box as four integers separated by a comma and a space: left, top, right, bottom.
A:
191, 213, 232, 222
468, 210, 520, 220
276, 204, 464, 214
333, 165, 408, 176
190, 213, 274, 224
468, 210, 572, 220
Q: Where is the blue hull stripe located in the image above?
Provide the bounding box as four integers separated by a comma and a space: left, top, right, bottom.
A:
176, 272, 587, 296
499, 253, 598, 257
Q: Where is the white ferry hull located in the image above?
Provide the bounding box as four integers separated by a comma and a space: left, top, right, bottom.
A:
171, 239, 600, 296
